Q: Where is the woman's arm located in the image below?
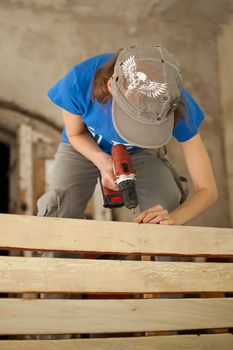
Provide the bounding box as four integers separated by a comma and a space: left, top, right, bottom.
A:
63, 109, 118, 191
169, 133, 218, 224
135, 133, 218, 225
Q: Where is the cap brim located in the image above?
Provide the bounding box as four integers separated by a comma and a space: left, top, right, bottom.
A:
112, 99, 174, 149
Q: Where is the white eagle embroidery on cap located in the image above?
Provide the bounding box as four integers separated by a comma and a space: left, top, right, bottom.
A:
122, 56, 167, 98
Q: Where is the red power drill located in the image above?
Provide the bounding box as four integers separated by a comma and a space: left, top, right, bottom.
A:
98, 144, 138, 216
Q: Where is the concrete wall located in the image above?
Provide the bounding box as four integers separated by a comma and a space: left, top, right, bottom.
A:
0, 0, 232, 227
219, 17, 233, 227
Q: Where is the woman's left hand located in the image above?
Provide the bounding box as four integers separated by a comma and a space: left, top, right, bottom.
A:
134, 204, 174, 225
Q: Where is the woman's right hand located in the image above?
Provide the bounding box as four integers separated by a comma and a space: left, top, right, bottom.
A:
99, 155, 119, 192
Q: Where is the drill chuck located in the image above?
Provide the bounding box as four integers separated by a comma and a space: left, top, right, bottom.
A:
118, 179, 138, 209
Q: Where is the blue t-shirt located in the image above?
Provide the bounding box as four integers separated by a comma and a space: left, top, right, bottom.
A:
48, 53, 204, 154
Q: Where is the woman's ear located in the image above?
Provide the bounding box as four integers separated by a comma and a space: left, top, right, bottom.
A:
107, 77, 112, 93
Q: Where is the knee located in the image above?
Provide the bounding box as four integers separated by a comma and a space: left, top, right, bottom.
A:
37, 188, 84, 219
138, 189, 180, 213
37, 190, 60, 217
164, 192, 180, 212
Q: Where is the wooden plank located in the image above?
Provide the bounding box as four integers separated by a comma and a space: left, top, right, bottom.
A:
0, 334, 233, 350
141, 255, 159, 336
1, 256, 233, 294
0, 214, 233, 256
0, 298, 233, 334
33, 158, 45, 214
18, 125, 34, 215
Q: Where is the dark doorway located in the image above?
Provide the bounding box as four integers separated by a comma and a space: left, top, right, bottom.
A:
0, 142, 9, 213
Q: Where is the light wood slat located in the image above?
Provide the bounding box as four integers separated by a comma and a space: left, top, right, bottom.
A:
1, 256, 233, 293
0, 334, 233, 350
0, 214, 233, 256
0, 298, 233, 334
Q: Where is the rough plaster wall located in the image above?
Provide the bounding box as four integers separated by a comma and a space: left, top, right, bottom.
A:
218, 18, 233, 227
0, 0, 232, 227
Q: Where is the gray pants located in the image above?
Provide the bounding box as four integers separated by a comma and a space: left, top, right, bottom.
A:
37, 143, 180, 218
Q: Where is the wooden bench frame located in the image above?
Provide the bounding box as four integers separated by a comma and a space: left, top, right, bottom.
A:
0, 214, 233, 349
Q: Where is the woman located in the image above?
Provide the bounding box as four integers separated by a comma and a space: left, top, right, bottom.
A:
37, 43, 217, 225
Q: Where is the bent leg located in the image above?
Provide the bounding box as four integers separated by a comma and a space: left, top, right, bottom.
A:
37, 143, 99, 219
131, 149, 180, 212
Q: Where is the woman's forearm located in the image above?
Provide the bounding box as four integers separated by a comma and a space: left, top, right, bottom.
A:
169, 188, 218, 225
68, 131, 119, 191
68, 131, 110, 170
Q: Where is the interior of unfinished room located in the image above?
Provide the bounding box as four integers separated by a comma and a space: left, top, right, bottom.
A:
0, 0, 233, 227
0, 0, 233, 348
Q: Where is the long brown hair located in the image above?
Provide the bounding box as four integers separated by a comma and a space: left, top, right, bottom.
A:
92, 53, 186, 125
92, 54, 118, 104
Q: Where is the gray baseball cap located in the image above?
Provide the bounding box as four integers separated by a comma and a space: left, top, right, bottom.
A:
111, 43, 182, 148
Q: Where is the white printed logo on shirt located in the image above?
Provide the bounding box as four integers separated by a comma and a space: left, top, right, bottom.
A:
87, 126, 135, 150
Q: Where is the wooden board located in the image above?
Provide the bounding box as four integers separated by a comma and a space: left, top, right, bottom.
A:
0, 298, 233, 334
0, 334, 233, 350
0, 214, 233, 256
1, 256, 233, 294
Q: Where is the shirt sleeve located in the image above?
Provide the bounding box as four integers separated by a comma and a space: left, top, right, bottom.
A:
172, 88, 204, 142
47, 67, 83, 115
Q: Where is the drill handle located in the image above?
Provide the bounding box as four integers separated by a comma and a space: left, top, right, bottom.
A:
111, 144, 136, 177
97, 177, 124, 209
